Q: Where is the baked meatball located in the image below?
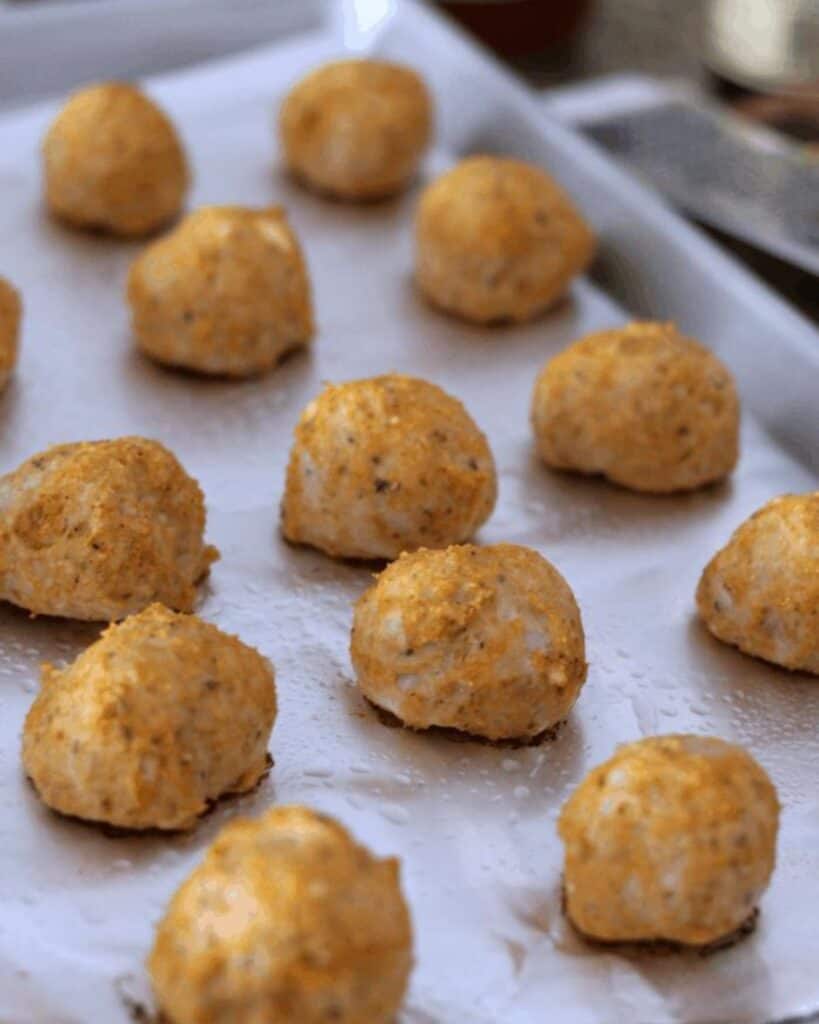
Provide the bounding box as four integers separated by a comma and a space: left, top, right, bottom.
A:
128, 206, 314, 377
351, 543, 586, 741
279, 59, 432, 200
697, 492, 819, 673
149, 805, 413, 1024
0, 276, 21, 391
43, 82, 188, 237
559, 734, 780, 948
415, 155, 594, 324
281, 374, 496, 560
23, 604, 276, 831
532, 321, 740, 493
0, 437, 217, 620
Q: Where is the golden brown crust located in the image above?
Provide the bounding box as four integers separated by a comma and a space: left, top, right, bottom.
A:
558, 734, 779, 947
34, 753, 274, 840
563, 886, 759, 956
279, 59, 432, 201
0, 276, 21, 390
128, 206, 314, 377
368, 699, 567, 748
149, 805, 413, 1024
697, 492, 819, 673
22, 604, 276, 831
0, 437, 218, 620
531, 321, 740, 493
351, 543, 586, 741
43, 82, 188, 237
281, 374, 497, 560
415, 155, 595, 324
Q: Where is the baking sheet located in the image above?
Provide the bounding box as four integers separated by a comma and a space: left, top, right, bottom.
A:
0, 4, 818, 1022
0, 0, 326, 109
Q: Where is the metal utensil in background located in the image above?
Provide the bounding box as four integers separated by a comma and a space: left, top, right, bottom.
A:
704, 0, 819, 149
705, 0, 819, 96
584, 95, 819, 274
541, 71, 818, 324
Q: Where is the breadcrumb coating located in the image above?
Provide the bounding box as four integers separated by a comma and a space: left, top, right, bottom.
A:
351, 543, 586, 740
149, 805, 413, 1024
0, 437, 218, 620
281, 374, 496, 560
0, 276, 21, 391
128, 206, 313, 377
415, 155, 595, 324
280, 59, 432, 200
697, 492, 819, 673
532, 321, 740, 492
559, 734, 779, 947
43, 82, 188, 237
23, 604, 276, 831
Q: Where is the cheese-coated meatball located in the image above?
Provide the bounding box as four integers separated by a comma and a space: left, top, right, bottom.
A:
43, 82, 188, 237
351, 543, 586, 741
128, 206, 314, 377
281, 374, 496, 560
0, 437, 218, 620
0, 276, 21, 390
149, 805, 413, 1024
697, 493, 819, 673
415, 155, 594, 324
23, 604, 276, 831
532, 321, 740, 493
279, 59, 432, 200
559, 734, 779, 947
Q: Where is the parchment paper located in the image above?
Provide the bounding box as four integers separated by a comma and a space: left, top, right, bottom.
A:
0, 11, 817, 1024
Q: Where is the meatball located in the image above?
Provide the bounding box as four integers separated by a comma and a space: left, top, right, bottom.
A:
559, 734, 780, 948
0, 276, 21, 391
697, 492, 819, 673
279, 59, 432, 200
128, 206, 314, 377
281, 374, 496, 560
351, 543, 586, 741
23, 604, 276, 831
415, 155, 594, 324
43, 82, 188, 237
0, 437, 218, 620
531, 321, 740, 493
149, 805, 413, 1024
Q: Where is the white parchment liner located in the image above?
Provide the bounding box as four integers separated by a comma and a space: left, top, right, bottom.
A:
0, 9, 817, 1023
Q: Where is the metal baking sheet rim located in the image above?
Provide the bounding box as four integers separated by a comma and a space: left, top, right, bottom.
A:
0, 2, 816, 1023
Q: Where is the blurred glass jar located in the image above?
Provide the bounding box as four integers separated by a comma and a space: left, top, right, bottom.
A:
704, 0, 819, 94
434, 0, 594, 58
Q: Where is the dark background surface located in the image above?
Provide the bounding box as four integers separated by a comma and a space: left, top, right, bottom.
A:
511, 0, 706, 86
435, 0, 707, 84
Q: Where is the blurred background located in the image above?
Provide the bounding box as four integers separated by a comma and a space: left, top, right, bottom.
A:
0, 0, 817, 317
